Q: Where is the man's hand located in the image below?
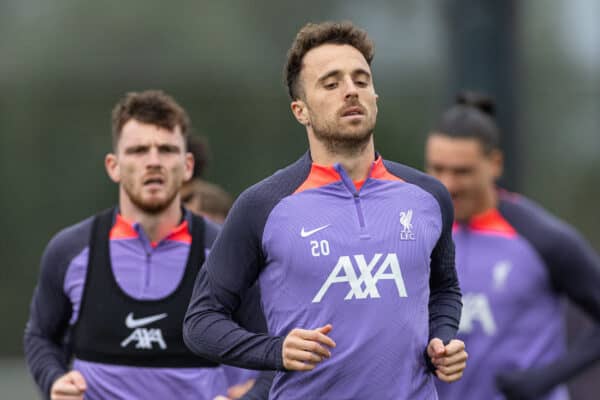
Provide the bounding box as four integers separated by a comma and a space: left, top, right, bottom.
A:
212, 378, 256, 400
282, 324, 336, 371
427, 338, 468, 383
50, 370, 87, 400
227, 378, 255, 399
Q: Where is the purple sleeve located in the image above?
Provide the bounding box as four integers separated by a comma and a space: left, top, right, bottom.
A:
496, 326, 600, 399
428, 208, 461, 344
500, 195, 600, 320
183, 190, 282, 369
24, 218, 92, 397
544, 223, 600, 320
183, 265, 284, 370
184, 156, 311, 370
497, 195, 600, 396
182, 187, 286, 369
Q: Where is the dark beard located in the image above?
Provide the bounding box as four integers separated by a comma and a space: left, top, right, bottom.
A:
308, 99, 376, 156
312, 122, 374, 157
124, 185, 179, 215
315, 129, 372, 156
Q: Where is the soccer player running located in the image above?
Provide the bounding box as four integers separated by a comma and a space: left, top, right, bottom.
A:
426, 91, 600, 400
24, 90, 266, 400
183, 21, 467, 399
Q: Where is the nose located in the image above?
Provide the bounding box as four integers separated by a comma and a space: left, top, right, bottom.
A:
146, 147, 161, 168
344, 77, 358, 100
437, 172, 459, 195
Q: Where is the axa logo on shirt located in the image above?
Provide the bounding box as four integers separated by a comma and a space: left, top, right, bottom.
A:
312, 253, 408, 303
120, 312, 168, 350
459, 293, 497, 336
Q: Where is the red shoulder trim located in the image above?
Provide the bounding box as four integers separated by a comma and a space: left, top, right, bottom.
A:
370, 156, 404, 182
294, 164, 341, 194
469, 208, 517, 238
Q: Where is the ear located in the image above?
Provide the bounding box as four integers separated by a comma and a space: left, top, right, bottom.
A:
105, 153, 120, 183
490, 149, 504, 180
183, 152, 194, 182
291, 99, 310, 126
374, 92, 379, 114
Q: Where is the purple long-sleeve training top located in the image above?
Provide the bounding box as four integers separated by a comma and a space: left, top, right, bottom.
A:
436, 191, 600, 400
184, 152, 462, 400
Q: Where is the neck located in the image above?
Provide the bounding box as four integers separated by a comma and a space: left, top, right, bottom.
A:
462, 186, 499, 223
308, 132, 375, 181
477, 184, 499, 215
119, 191, 182, 243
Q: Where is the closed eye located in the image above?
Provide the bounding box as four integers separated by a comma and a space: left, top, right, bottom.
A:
352, 70, 371, 87
453, 167, 474, 176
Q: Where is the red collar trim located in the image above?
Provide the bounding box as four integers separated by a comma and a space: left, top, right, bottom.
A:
294, 156, 403, 194
109, 214, 192, 245
454, 208, 517, 237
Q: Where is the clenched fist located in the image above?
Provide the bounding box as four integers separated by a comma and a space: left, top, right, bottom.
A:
282, 324, 336, 371
427, 338, 468, 383
50, 370, 87, 400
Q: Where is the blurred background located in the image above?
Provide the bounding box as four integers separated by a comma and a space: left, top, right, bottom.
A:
1, 0, 598, 398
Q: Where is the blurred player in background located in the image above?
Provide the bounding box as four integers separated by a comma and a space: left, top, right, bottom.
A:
24, 90, 266, 400
182, 178, 234, 224
186, 134, 210, 180
426, 91, 600, 400
180, 135, 234, 224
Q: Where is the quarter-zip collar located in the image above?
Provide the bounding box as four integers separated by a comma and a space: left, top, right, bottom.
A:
109, 210, 193, 249
295, 152, 394, 194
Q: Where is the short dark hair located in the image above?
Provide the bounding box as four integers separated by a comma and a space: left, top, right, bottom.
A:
431, 90, 500, 154
284, 21, 375, 100
186, 135, 210, 179
111, 90, 190, 149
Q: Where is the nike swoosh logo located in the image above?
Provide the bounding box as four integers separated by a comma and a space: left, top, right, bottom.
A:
300, 224, 331, 238
125, 312, 168, 329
